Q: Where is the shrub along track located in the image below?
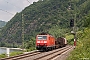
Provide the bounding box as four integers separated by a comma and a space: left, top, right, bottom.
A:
0, 45, 74, 60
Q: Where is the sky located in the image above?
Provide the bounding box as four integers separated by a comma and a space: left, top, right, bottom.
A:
0, 0, 38, 22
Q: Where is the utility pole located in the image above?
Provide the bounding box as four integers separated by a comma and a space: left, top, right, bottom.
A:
22, 13, 24, 49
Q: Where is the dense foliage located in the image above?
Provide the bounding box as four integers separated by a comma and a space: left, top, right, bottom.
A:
67, 28, 90, 60
0, 0, 90, 50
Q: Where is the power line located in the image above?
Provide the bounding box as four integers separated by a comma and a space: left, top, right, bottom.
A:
0, 9, 14, 15
26, 0, 31, 4
0, 0, 23, 16
4, 0, 22, 9
3, 0, 31, 15
0, 0, 22, 15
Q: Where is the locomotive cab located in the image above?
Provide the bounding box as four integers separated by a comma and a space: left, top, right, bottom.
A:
36, 33, 55, 51
36, 35, 48, 50
36, 35, 47, 46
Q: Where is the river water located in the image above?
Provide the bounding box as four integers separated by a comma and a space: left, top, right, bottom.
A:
0, 47, 22, 54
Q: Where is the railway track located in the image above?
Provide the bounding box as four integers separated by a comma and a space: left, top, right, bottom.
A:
0, 45, 74, 60
33, 45, 73, 60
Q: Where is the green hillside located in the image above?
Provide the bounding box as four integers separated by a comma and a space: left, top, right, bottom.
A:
0, 0, 90, 48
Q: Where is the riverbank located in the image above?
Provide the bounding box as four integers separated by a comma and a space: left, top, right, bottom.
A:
0, 47, 24, 55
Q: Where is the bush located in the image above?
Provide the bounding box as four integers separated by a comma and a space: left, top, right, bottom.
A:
65, 34, 74, 45
25, 47, 36, 52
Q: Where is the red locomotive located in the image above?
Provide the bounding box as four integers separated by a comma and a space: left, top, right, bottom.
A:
36, 33, 67, 51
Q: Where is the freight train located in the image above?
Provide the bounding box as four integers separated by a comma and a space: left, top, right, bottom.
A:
36, 33, 67, 51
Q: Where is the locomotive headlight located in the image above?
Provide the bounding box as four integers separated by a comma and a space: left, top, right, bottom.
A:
44, 41, 47, 43
37, 41, 40, 43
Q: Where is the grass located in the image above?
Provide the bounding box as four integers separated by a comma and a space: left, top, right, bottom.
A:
10, 51, 23, 56
0, 51, 23, 58
0, 54, 6, 58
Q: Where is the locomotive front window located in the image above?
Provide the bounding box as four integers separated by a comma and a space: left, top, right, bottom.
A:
43, 36, 47, 40
38, 36, 47, 40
